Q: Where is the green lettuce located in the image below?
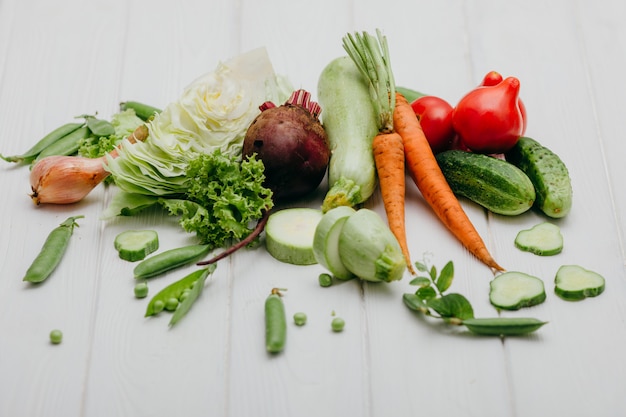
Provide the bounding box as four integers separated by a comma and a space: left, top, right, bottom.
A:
105, 47, 293, 196
103, 150, 273, 248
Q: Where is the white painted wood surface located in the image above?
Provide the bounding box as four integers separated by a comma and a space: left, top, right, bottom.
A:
1, 1, 626, 416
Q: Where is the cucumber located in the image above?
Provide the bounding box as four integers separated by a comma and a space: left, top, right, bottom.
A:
515, 222, 563, 256
505, 136, 573, 218
436, 150, 536, 216
114, 229, 159, 262
265, 208, 323, 265
489, 271, 546, 310
313, 206, 356, 279
317, 56, 379, 212
554, 265, 605, 301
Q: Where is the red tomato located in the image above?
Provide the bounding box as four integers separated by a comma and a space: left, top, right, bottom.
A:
480, 70, 527, 134
452, 77, 525, 154
410, 95, 455, 154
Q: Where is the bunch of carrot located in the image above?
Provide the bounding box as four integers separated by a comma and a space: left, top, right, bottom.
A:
375, 92, 504, 273
344, 29, 504, 274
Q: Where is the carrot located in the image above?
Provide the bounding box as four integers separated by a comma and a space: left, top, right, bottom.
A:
372, 132, 415, 275
394, 92, 504, 272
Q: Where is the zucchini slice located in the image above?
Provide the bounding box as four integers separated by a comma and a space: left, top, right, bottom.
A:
313, 206, 356, 279
554, 265, 605, 301
489, 271, 546, 310
265, 208, 323, 265
114, 229, 159, 262
514, 222, 563, 256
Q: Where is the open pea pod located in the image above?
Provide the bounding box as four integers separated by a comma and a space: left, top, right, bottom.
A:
145, 265, 216, 319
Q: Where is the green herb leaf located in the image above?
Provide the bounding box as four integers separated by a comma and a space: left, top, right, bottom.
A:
427, 293, 474, 320
436, 261, 454, 293
409, 276, 432, 287
402, 293, 429, 314
414, 261, 429, 273
85, 115, 116, 137
416, 286, 437, 301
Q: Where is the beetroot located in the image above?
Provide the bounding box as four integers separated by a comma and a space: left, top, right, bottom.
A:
243, 90, 330, 202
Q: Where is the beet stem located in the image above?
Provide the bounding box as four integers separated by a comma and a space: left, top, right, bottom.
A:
196, 209, 272, 266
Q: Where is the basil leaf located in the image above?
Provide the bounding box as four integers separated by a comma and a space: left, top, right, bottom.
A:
427, 293, 474, 320
436, 260, 454, 293
402, 293, 429, 314
416, 286, 437, 301
409, 277, 431, 287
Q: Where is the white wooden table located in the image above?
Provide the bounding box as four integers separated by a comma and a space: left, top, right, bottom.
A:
2, 1, 626, 416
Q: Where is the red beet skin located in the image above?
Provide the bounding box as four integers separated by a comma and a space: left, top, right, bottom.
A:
243, 104, 330, 202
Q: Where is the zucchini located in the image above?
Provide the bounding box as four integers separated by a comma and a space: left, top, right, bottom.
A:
514, 222, 563, 256
317, 56, 379, 212
436, 150, 536, 216
265, 208, 323, 265
505, 136, 573, 218
554, 265, 605, 301
489, 271, 546, 310
337, 208, 405, 283
313, 206, 356, 279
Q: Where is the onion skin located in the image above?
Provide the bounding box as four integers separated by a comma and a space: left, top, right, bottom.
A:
243, 92, 330, 202
29, 155, 110, 205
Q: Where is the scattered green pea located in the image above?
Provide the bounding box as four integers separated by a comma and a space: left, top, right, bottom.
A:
152, 300, 165, 314
293, 312, 307, 326
331, 317, 345, 332
49, 329, 63, 344
165, 297, 179, 311
318, 273, 333, 287
134, 282, 149, 298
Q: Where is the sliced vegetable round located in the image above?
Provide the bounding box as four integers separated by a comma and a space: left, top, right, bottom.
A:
489, 271, 546, 310
554, 265, 605, 301
313, 206, 356, 279
114, 229, 159, 262
515, 222, 563, 256
265, 208, 323, 265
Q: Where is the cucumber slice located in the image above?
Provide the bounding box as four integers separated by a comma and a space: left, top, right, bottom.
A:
554, 265, 605, 301
313, 206, 356, 279
114, 229, 159, 262
265, 208, 323, 265
514, 222, 563, 256
489, 271, 546, 310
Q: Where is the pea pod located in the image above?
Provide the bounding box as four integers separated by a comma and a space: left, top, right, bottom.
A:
145, 266, 215, 318
265, 288, 287, 353
120, 101, 162, 121
462, 317, 547, 336
23, 215, 84, 283
133, 244, 211, 279
35, 126, 91, 161
1, 122, 84, 164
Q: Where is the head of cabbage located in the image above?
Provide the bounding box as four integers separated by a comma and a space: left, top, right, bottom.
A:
105, 48, 293, 196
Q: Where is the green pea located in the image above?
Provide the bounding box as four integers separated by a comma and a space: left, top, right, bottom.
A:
293, 312, 307, 326
35, 126, 90, 161
1, 122, 84, 164
23, 216, 84, 283
120, 101, 162, 121
318, 273, 333, 287
265, 289, 287, 353
152, 300, 165, 314
134, 282, 149, 298
49, 329, 63, 344
331, 317, 345, 332
134, 244, 211, 280
145, 268, 212, 317
179, 289, 192, 301
165, 297, 179, 311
